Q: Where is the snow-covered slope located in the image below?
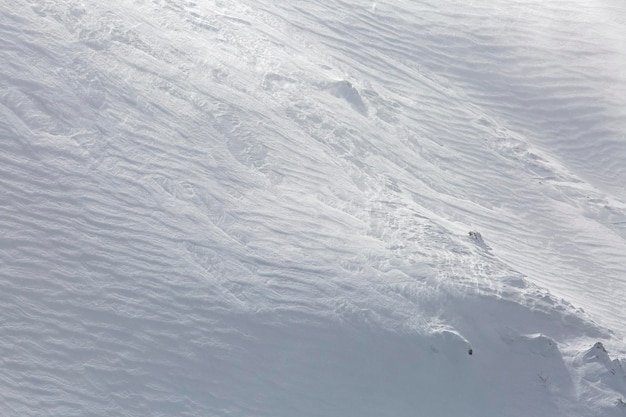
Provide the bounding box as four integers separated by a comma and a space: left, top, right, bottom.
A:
1, 0, 626, 415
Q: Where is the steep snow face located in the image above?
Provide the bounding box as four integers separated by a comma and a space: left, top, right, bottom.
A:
1, 0, 626, 416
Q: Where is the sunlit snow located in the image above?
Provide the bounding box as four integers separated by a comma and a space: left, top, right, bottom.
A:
1, 0, 626, 416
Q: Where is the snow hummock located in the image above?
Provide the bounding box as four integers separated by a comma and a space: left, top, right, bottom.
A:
1, 0, 626, 416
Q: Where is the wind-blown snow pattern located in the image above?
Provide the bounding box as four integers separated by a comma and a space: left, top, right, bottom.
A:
1, 0, 626, 415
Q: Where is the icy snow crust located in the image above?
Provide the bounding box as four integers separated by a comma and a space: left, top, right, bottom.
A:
1, 0, 626, 415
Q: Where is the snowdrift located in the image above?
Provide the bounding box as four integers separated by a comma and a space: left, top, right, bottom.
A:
1, 0, 625, 415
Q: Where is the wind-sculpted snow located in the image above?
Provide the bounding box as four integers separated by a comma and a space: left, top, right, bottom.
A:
1, 0, 626, 415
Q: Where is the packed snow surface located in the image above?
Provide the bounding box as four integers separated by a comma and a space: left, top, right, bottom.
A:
1, 0, 626, 416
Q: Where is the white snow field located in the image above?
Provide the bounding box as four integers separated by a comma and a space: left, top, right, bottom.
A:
2, 0, 626, 415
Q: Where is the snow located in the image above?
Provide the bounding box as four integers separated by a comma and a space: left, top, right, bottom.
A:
1, 0, 626, 415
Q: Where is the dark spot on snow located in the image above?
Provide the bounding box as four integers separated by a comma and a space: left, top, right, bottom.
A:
594, 342, 607, 353
468, 231, 491, 250
468, 348, 473, 355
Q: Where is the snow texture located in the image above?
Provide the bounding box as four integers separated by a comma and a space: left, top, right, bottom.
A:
1, 0, 626, 416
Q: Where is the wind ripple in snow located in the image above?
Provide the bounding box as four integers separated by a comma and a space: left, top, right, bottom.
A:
260, 0, 626, 334
2, 0, 626, 416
